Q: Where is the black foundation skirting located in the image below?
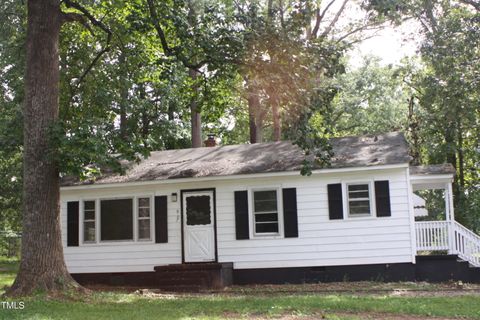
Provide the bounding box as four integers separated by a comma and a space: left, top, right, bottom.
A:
233, 255, 480, 285
71, 255, 480, 289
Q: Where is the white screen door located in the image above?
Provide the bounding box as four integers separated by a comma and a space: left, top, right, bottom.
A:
183, 191, 215, 262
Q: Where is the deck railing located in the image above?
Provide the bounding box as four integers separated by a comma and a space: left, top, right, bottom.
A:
415, 221, 480, 267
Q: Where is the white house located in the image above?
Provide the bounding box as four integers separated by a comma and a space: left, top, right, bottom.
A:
59, 132, 480, 288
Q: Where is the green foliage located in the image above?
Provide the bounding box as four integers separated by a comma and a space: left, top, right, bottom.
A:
1, 0, 478, 233
329, 56, 409, 136
0, 0, 25, 233
415, 5, 480, 229
360, 0, 480, 230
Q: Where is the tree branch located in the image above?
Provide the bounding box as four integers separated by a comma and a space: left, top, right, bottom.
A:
458, 0, 480, 11
335, 22, 383, 43
62, 0, 111, 35
320, 0, 349, 38
61, 0, 112, 86
61, 12, 93, 34
146, 0, 205, 70
311, 0, 336, 39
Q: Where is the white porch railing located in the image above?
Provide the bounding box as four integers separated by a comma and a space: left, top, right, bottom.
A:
415, 221, 480, 267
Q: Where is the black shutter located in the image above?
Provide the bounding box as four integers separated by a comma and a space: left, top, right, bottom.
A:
67, 201, 79, 247
155, 196, 168, 243
375, 180, 391, 217
327, 183, 344, 220
234, 191, 249, 240
283, 188, 298, 238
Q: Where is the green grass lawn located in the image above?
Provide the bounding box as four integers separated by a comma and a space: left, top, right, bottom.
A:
1, 258, 480, 319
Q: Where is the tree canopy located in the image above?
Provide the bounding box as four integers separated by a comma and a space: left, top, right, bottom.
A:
0, 0, 479, 294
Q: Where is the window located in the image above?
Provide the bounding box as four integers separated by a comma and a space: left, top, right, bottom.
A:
186, 195, 211, 225
100, 199, 133, 241
347, 183, 372, 217
137, 197, 151, 240
252, 190, 279, 234
83, 200, 96, 242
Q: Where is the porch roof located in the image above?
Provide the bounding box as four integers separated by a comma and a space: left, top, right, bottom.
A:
61, 132, 410, 187
410, 164, 456, 176
410, 164, 455, 190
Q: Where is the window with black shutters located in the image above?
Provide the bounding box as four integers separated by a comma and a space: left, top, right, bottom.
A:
252, 190, 280, 235
100, 199, 133, 241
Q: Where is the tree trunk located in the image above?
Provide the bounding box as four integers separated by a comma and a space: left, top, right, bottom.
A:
457, 119, 465, 189
271, 99, 281, 141
445, 123, 460, 209
7, 0, 82, 296
139, 84, 149, 143
119, 52, 128, 141
189, 68, 202, 148
247, 85, 263, 143
408, 95, 421, 165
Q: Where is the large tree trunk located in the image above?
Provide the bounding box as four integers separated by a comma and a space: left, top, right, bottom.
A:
189, 68, 202, 148
445, 123, 460, 209
139, 83, 149, 144
271, 99, 281, 141
408, 95, 421, 165
7, 0, 81, 296
247, 85, 263, 143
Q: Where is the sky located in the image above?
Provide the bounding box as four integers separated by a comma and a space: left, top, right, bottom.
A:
320, 0, 422, 69
349, 19, 421, 68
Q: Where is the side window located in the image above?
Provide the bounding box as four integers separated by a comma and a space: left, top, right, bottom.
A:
138, 197, 151, 240
347, 183, 372, 217
83, 200, 96, 243
252, 190, 279, 235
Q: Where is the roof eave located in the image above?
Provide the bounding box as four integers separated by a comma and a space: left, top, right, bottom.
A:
60, 162, 409, 192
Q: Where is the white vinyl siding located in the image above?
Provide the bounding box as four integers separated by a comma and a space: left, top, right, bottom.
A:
61, 167, 413, 273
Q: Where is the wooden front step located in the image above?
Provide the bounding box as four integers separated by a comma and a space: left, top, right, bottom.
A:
72, 262, 233, 291
154, 262, 233, 291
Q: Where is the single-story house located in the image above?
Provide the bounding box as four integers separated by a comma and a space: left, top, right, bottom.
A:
60, 132, 480, 289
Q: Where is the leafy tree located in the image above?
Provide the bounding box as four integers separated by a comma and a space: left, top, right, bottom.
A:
363, 0, 480, 230
328, 56, 409, 136
7, 0, 91, 296
0, 0, 25, 235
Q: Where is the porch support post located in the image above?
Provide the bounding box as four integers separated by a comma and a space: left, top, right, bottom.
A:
447, 182, 455, 222
445, 182, 455, 254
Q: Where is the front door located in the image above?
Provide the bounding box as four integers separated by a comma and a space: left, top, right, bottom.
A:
182, 190, 216, 262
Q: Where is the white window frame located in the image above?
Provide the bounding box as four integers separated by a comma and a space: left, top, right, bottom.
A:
136, 196, 154, 241
343, 181, 376, 219
82, 199, 97, 244
79, 194, 155, 245
248, 187, 284, 238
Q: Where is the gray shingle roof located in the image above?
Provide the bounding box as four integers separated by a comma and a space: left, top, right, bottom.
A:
61, 131, 411, 187
409, 164, 456, 176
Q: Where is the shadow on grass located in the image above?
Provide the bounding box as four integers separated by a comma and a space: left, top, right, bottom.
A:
1, 292, 480, 320
1, 259, 480, 320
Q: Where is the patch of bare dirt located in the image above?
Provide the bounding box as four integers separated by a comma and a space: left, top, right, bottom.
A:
85, 281, 480, 298
224, 281, 480, 298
